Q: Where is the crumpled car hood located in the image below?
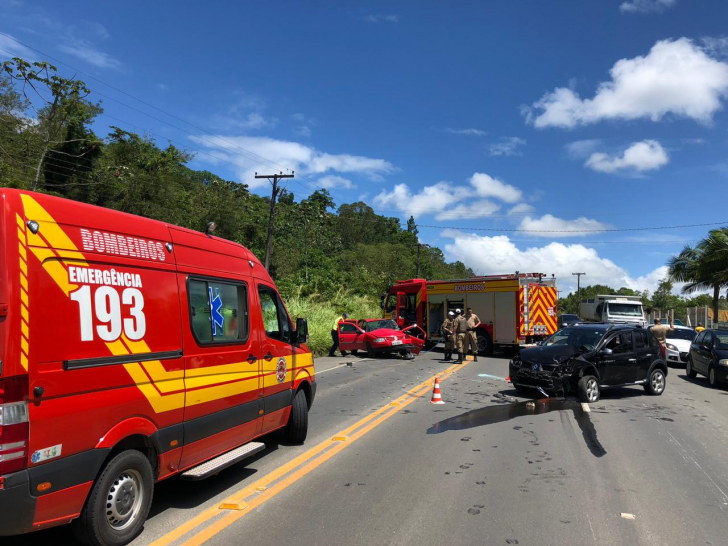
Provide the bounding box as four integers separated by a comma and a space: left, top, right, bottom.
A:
519, 344, 579, 366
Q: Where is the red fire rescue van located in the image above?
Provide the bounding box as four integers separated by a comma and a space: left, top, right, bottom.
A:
0, 189, 315, 545
382, 274, 558, 354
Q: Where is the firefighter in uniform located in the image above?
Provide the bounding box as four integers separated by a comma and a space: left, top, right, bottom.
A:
442, 311, 456, 361
464, 307, 481, 362
454, 308, 469, 363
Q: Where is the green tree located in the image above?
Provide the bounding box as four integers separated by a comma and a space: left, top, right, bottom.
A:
667, 228, 728, 325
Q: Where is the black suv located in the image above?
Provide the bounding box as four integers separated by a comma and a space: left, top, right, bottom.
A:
509, 323, 667, 403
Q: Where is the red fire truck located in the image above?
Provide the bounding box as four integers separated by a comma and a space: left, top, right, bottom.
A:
381, 274, 558, 355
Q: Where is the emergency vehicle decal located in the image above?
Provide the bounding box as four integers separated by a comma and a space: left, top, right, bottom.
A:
276, 357, 287, 383
20, 194, 314, 413
16, 213, 29, 371
519, 285, 557, 336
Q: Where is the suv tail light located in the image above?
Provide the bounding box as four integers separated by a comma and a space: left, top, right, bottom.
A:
0, 375, 29, 475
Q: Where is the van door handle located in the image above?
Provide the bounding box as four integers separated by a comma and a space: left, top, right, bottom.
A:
264, 353, 273, 362
247, 354, 257, 364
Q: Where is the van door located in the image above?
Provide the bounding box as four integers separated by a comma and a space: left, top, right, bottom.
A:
256, 284, 296, 434
179, 277, 261, 469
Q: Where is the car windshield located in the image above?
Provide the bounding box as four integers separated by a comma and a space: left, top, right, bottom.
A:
608, 303, 643, 316
715, 332, 728, 350
668, 329, 696, 341
364, 320, 399, 332
544, 327, 606, 351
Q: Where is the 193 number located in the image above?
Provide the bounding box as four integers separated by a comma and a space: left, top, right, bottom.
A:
70, 286, 146, 342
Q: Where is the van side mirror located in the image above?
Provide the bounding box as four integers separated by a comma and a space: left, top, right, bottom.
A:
295, 318, 309, 345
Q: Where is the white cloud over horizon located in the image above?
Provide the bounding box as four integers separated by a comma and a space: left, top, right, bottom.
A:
442, 230, 671, 295
469, 173, 523, 203
191, 135, 396, 190
317, 175, 355, 190
620, 0, 676, 13
585, 139, 669, 173
525, 38, 728, 128
0, 33, 35, 59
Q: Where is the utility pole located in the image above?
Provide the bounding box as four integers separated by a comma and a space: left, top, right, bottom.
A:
572, 272, 586, 302
255, 171, 295, 272
416, 243, 430, 278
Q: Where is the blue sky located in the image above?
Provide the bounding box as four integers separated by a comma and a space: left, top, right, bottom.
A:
2, 0, 727, 293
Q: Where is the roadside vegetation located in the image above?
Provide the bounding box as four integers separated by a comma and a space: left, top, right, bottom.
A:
1, 58, 470, 354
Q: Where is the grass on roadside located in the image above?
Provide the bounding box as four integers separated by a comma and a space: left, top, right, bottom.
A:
284, 288, 381, 356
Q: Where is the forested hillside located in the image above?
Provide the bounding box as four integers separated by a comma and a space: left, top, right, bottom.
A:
0, 59, 472, 351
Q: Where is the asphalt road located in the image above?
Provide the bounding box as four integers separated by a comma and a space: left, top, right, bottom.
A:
10, 349, 728, 546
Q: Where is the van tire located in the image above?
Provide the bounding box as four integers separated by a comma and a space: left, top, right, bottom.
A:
72, 449, 154, 546
284, 389, 309, 444
476, 332, 494, 356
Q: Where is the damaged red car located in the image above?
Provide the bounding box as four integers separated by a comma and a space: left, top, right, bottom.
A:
338, 319, 425, 358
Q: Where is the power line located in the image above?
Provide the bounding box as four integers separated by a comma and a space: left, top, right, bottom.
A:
416, 220, 728, 233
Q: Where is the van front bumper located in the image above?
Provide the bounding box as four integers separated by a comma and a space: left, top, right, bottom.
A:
0, 470, 36, 536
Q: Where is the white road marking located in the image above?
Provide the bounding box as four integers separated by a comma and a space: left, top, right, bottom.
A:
581, 402, 591, 413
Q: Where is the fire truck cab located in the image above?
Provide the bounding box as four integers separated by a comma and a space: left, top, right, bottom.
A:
382, 274, 558, 355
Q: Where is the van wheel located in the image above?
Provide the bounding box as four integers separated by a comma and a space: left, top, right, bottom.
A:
578, 375, 600, 403
351, 349, 358, 355
284, 389, 309, 444
645, 368, 666, 396
72, 450, 154, 546
476, 333, 494, 356
686, 357, 697, 378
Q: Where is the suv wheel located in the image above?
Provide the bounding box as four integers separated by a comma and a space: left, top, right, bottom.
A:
645, 368, 666, 396
578, 375, 600, 403
686, 357, 697, 378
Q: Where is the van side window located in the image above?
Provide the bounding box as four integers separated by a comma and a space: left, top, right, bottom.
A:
189, 279, 248, 344
258, 285, 292, 342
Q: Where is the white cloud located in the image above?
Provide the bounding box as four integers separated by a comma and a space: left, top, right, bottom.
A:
469, 172, 523, 203
191, 135, 396, 189
0, 33, 34, 59
508, 203, 535, 216
294, 126, 312, 138
620, 0, 676, 13
488, 136, 526, 156
445, 128, 487, 136
585, 139, 668, 173
681, 137, 705, 144
374, 182, 468, 218
364, 14, 399, 23
525, 38, 728, 128
702, 36, 728, 59
442, 230, 666, 293
565, 139, 603, 158
58, 39, 121, 69
317, 175, 354, 190
435, 200, 501, 221
236, 112, 278, 130
292, 112, 306, 122
517, 214, 610, 237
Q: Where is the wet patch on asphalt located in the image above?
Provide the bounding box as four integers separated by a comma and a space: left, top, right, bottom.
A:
426, 398, 607, 457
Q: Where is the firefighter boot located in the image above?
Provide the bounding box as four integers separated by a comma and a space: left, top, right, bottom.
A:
473, 351, 478, 362
455, 352, 463, 364
443, 351, 450, 361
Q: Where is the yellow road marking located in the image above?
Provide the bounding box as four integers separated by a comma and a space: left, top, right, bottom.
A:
150, 360, 468, 546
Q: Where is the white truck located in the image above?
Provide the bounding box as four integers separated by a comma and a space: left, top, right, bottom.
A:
579, 295, 647, 327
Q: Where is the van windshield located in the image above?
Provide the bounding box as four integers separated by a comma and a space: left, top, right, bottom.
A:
608, 303, 643, 317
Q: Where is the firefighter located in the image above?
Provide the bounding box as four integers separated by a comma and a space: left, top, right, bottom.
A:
442, 311, 456, 361
464, 307, 481, 362
454, 308, 468, 363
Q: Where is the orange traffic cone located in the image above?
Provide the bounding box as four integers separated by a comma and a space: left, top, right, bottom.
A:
430, 378, 445, 404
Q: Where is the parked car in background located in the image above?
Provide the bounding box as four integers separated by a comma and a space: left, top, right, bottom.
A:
686, 329, 728, 387
509, 324, 667, 402
558, 314, 581, 327
338, 319, 425, 358
648, 325, 696, 365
